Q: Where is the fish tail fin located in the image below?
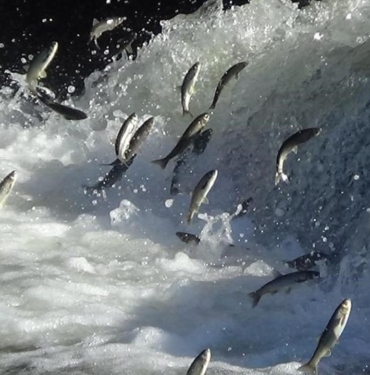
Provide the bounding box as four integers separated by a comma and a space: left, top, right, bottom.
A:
298, 362, 317, 374
170, 186, 180, 196
100, 159, 120, 167
94, 38, 100, 50
248, 291, 261, 308
186, 211, 194, 225
183, 109, 193, 117
209, 103, 216, 110
275, 172, 289, 185
151, 158, 168, 169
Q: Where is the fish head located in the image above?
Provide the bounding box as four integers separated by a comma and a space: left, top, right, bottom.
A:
200, 348, 211, 360
339, 299, 351, 315
201, 169, 218, 190
8, 171, 16, 181
202, 113, 211, 124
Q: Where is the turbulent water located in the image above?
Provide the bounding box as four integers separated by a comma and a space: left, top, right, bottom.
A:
1, 0, 370, 373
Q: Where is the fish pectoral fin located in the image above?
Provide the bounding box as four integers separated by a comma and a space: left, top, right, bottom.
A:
272, 269, 283, 278
203, 197, 209, 204
324, 349, 332, 357
39, 71, 47, 79
292, 146, 298, 154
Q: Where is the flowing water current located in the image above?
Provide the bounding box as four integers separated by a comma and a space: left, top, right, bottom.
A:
1, 0, 370, 373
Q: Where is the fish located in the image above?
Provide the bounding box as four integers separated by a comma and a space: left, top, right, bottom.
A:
36, 90, 87, 120
209, 61, 248, 110
176, 232, 201, 245
84, 155, 136, 193
170, 129, 213, 196
187, 348, 211, 375
298, 299, 352, 375
248, 270, 320, 308
286, 252, 329, 271
187, 169, 218, 224
105, 116, 154, 166
0, 171, 16, 207
26, 41, 58, 93
275, 127, 322, 185
89, 17, 125, 49
152, 113, 210, 170
233, 197, 253, 219
102, 114, 138, 166
181, 62, 201, 117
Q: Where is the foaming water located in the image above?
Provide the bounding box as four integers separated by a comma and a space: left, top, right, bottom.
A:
1, 0, 370, 373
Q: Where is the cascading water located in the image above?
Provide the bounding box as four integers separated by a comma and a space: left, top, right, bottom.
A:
0, 0, 370, 373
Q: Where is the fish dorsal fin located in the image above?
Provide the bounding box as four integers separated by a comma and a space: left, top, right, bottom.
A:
292, 146, 298, 154
92, 18, 99, 26
272, 269, 283, 278
203, 197, 209, 205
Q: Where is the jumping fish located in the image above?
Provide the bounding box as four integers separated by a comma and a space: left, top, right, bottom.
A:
37, 89, 87, 120
0, 171, 16, 207
89, 17, 125, 49
209, 61, 248, 110
26, 41, 58, 93
170, 129, 213, 196
187, 349, 211, 375
248, 271, 320, 308
275, 127, 322, 185
181, 62, 201, 117
84, 155, 136, 193
187, 169, 218, 224
106, 116, 154, 166
298, 299, 352, 375
152, 113, 210, 170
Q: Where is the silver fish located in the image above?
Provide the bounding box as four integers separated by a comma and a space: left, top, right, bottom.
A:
0, 171, 16, 207
170, 129, 213, 196
152, 113, 210, 170
209, 61, 248, 110
176, 232, 201, 245
181, 62, 201, 117
298, 299, 352, 375
89, 17, 125, 49
187, 169, 218, 224
103, 114, 138, 166
106, 116, 154, 166
248, 271, 320, 308
113, 33, 137, 61
187, 349, 211, 375
26, 42, 58, 93
286, 252, 329, 271
233, 197, 253, 219
84, 155, 136, 193
275, 127, 322, 185
37, 90, 87, 120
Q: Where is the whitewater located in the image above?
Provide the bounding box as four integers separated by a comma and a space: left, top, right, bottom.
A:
1, 0, 370, 373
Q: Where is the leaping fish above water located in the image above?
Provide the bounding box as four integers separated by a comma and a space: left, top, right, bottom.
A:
0, 171, 16, 208
103, 114, 138, 166
209, 61, 248, 110
26, 41, 58, 94
104, 116, 154, 166
181, 62, 201, 117
36, 89, 87, 120
187, 169, 218, 224
187, 349, 211, 375
152, 113, 210, 170
275, 127, 322, 185
89, 17, 125, 49
298, 299, 352, 375
248, 270, 320, 308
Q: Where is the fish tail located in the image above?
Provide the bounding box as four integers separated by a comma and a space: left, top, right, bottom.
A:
275, 171, 289, 185
94, 38, 100, 50
151, 158, 168, 169
170, 186, 179, 196
248, 291, 261, 308
183, 109, 193, 117
209, 102, 216, 110
100, 159, 120, 167
297, 362, 317, 374
186, 211, 194, 225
